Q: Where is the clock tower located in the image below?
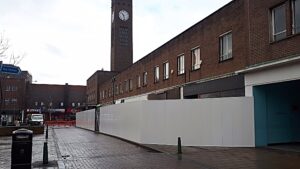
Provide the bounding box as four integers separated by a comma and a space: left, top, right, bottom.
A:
111, 0, 133, 72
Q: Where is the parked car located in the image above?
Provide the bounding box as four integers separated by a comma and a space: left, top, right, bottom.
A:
28, 114, 44, 126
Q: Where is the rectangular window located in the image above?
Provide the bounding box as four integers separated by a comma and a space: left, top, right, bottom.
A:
219, 32, 232, 61
191, 48, 201, 70
163, 62, 169, 80
137, 75, 141, 88
154, 66, 159, 83
293, 0, 300, 34
4, 99, 10, 105
125, 80, 129, 92
143, 72, 147, 86
272, 4, 287, 41
177, 55, 185, 75
116, 84, 119, 95
129, 79, 133, 91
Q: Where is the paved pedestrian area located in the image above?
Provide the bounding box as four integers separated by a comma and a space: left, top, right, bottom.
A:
54, 128, 209, 169
1, 127, 300, 169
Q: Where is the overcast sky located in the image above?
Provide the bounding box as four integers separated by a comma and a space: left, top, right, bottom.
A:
0, 0, 231, 85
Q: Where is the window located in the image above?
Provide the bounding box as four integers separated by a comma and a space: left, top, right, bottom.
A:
116, 84, 119, 95
191, 48, 202, 70
119, 83, 123, 94
11, 99, 17, 104
219, 32, 232, 61
60, 102, 64, 107
177, 55, 185, 75
272, 4, 287, 41
163, 62, 169, 80
4, 99, 9, 105
137, 75, 141, 88
293, 0, 300, 34
78, 103, 80, 106
129, 79, 133, 91
35, 102, 38, 106
125, 80, 129, 92
143, 72, 147, 86
154, 66, 159, 83
72, 103, 75, 107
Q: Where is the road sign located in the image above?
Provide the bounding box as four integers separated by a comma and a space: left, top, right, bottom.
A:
0, 63, 21, 75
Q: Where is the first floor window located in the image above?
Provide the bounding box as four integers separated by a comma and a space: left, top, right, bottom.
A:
143, 72, 147, 86
272, 4, 287, 41
125, 80, 129, 92
177, 55, 185, 75
220, 32, 232, 61
154, 66, 159, 83
293, 0, 300, 34
129, 79, 133, 91
163, 62, 169, 80
137, 75, 141, 88
191, 47, 201, 70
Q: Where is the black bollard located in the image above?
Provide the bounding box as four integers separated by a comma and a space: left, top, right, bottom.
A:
45, 125, 48, 139
178, 137, 182, 154
43, 142, 48, 164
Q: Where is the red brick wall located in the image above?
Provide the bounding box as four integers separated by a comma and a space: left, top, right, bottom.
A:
248, 0, 300, 65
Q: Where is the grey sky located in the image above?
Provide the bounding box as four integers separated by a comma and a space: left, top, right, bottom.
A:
0, 0, 231, 85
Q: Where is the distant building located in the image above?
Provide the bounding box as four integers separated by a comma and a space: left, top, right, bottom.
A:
26, 83, 86, 121
0, 63, 32, 125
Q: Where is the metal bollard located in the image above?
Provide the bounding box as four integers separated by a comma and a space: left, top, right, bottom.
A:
45, 125, 48, 140
43, 142, 48, 164
178, 137, 182, 154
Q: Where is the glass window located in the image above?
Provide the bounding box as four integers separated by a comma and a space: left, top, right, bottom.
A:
192, 48, 201, 70
137, 75, 141, 88
119, 83, 123, 94
163, 62, 169, 80
220, 32, 232, 61
272, 4, 287, 41
154, 66, 159, 83
177, 55, 185, 75
143, 72, 147, 86
293, 0, 300, 34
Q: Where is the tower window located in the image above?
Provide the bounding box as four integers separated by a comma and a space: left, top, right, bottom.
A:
119, 26, 129, 46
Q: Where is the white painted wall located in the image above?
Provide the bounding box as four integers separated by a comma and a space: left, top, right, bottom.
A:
76, 109, 95, 131
245, 62, 300, 87
100, 97, 255, 147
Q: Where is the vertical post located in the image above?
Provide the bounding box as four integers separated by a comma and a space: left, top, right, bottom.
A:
43, 142, 48, 164
45, 125, 48, 139
178, 137, 182, 154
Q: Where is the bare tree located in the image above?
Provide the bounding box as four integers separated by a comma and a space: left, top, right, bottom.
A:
0, 32, 25, 65
0, 33, 9, 60
9, 52, 25, 66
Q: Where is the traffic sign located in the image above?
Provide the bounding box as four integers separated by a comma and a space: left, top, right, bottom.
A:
0, 63, 21, 75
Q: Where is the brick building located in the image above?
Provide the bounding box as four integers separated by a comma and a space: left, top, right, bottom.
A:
87, 0, 300, 146
0, 65, 32, 125
26, 83, 86, 121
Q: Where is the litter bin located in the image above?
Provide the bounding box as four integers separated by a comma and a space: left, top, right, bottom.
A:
11, 129, 33, 169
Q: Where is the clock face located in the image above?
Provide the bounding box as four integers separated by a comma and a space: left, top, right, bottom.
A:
119, 10, 129, 21
112, 11, 114, 23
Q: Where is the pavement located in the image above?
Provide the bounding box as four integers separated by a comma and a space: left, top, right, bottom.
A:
1, 127, 300, 169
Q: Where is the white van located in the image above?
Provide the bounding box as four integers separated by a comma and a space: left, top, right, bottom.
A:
28, 114, 44, 126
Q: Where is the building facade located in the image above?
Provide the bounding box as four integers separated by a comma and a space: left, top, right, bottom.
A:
0, 67, 32, 125
26, 83, 86, 121
87, 0, 300, 146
